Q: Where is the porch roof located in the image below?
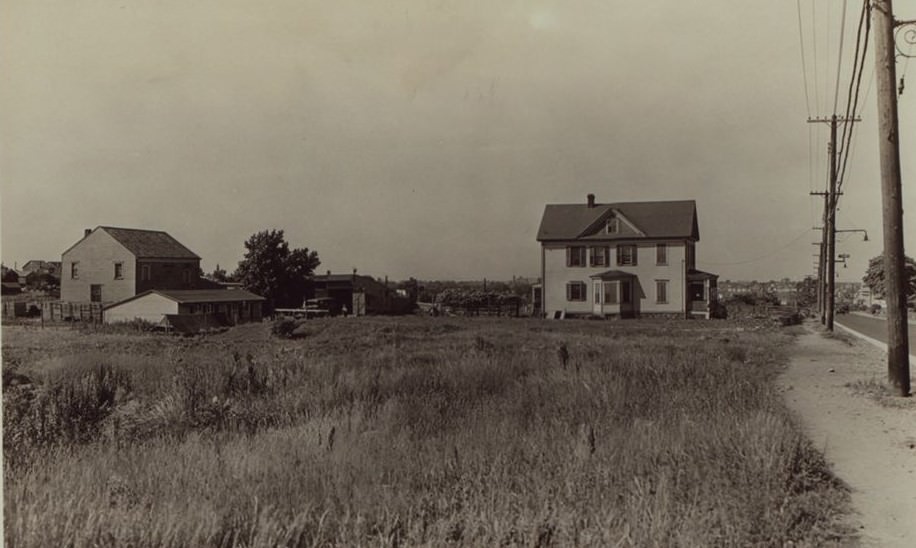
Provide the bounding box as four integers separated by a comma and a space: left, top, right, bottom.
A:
687, 269, 719, 281
589, 269, 637, 281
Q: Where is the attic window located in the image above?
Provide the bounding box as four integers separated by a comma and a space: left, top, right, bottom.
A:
114, 262, 123, 280
606, 217, 619, 234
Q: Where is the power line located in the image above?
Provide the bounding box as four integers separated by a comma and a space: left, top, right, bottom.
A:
797, 0, 813, 117
701, 228, 813, 266
833, 0, 850, 114
837, 1, 871, 197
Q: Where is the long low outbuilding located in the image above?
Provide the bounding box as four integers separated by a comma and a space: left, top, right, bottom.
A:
103, 288, 264, 329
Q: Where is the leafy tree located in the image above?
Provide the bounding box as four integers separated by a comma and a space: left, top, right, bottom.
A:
1, 266, 19, 283
210, 264, 229, 283
862, 254, 916, 299
25, 271, 59, 291
234, 230, 320, 311
795, 276, 818, 308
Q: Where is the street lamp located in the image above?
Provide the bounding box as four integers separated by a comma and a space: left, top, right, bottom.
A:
836, 229, 869, 241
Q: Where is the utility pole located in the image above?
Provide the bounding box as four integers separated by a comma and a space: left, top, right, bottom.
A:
810, 192, 828, 323
808, 117, 856, 331
872, 0, 911, 396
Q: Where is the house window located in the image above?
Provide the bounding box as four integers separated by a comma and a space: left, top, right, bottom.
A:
114, 262, 123, 280
90, 284, 102, 303
182, 270, 191, 284
656, 280, 669, 304
606, 217, 619, 234
140, 264, 151, 281
566, 282, 587, 301
657, 244, 668, 265
590, 246, 609, 267
603, 281, 618, 304
566, 246, 586, 267
617, 245, 638, 266
70, 262, 79, 279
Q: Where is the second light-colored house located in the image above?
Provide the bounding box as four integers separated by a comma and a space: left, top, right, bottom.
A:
61, 226, 206, 304
536, 194, 718, 319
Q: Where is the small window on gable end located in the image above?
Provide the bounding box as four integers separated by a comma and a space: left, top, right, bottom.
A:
71, 262, 79, 279
606, 217, 619, 234
114, 262, 123, 280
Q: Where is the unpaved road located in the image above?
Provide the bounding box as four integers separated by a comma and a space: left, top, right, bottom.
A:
780, 324, 916, 547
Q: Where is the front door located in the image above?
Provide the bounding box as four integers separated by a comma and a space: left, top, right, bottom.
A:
90, 284, 102, 303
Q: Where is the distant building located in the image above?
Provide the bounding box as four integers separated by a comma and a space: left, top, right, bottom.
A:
536, 194, 718, 319
61, 226, 210, 304
308, 271, 412, 315
20, 260, 61, 278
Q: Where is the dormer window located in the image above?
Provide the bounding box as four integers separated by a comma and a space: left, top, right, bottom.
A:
606, 217, 619, 234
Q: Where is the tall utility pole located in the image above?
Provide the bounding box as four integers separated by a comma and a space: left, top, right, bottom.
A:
808, 117, 854, 331
872, 0, 911, 396
811, 192, 828, 323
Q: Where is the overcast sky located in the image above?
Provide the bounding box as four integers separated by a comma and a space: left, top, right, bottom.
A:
2, 1, 914, 282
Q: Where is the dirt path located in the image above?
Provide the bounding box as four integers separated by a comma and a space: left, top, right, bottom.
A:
780, 323, 916, 547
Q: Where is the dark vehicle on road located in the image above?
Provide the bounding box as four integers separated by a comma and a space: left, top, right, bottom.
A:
837, 303, 850, 314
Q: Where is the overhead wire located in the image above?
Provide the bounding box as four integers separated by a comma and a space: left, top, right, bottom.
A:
837, 0, 871, 199
833, 0, 850, 114
797, 0, 814, 117
701, 228, 814, 267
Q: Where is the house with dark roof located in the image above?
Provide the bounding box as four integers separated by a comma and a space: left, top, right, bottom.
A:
536, 194, 719, 319
103, 289, 265, 331
61, 226, 208, 304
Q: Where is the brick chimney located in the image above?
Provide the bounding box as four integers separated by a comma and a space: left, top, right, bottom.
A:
84, 228, 92, 238
587, 194, 596, 208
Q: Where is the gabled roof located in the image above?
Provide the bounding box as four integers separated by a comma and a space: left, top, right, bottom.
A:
537, 200, 699, 242
63, 227, 200, 259
104, 288, 264, 309
101, 227, 200, 259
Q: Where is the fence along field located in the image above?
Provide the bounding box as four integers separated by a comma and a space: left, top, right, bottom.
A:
2, 317, 850, 546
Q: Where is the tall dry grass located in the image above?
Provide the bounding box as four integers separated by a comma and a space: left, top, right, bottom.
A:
3, 318, 850, 546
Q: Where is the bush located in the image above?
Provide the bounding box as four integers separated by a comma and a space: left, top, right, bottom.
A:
272, 318, 298, 338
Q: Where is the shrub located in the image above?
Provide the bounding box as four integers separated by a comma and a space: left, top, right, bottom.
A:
272, 318, 297, 338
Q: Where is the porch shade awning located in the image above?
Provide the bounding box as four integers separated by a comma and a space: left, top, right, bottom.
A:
687, 269, 719, 282
589, 269, 637, 281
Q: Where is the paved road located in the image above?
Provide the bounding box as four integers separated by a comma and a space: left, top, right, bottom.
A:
834, 312, 916, 346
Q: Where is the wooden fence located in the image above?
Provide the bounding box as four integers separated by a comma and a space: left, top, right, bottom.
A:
41, 302, 104, 323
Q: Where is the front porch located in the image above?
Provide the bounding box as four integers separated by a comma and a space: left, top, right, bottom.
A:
589, 270, 638, 318
687, 269, 719, 319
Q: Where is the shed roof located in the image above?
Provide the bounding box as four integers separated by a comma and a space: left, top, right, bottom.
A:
104, 288, 264, 310
537, 200, 698, 241
589, 269, 637, 281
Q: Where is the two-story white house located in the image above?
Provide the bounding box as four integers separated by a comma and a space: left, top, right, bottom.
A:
536, 195, 718, 319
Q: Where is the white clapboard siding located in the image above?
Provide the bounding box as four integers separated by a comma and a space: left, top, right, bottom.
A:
104, 292, 177, 324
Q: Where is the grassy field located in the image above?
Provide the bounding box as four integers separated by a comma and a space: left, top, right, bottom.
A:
2, 317, 850, 547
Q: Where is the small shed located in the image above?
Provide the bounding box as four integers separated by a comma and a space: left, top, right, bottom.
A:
104, 288, 265, 329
